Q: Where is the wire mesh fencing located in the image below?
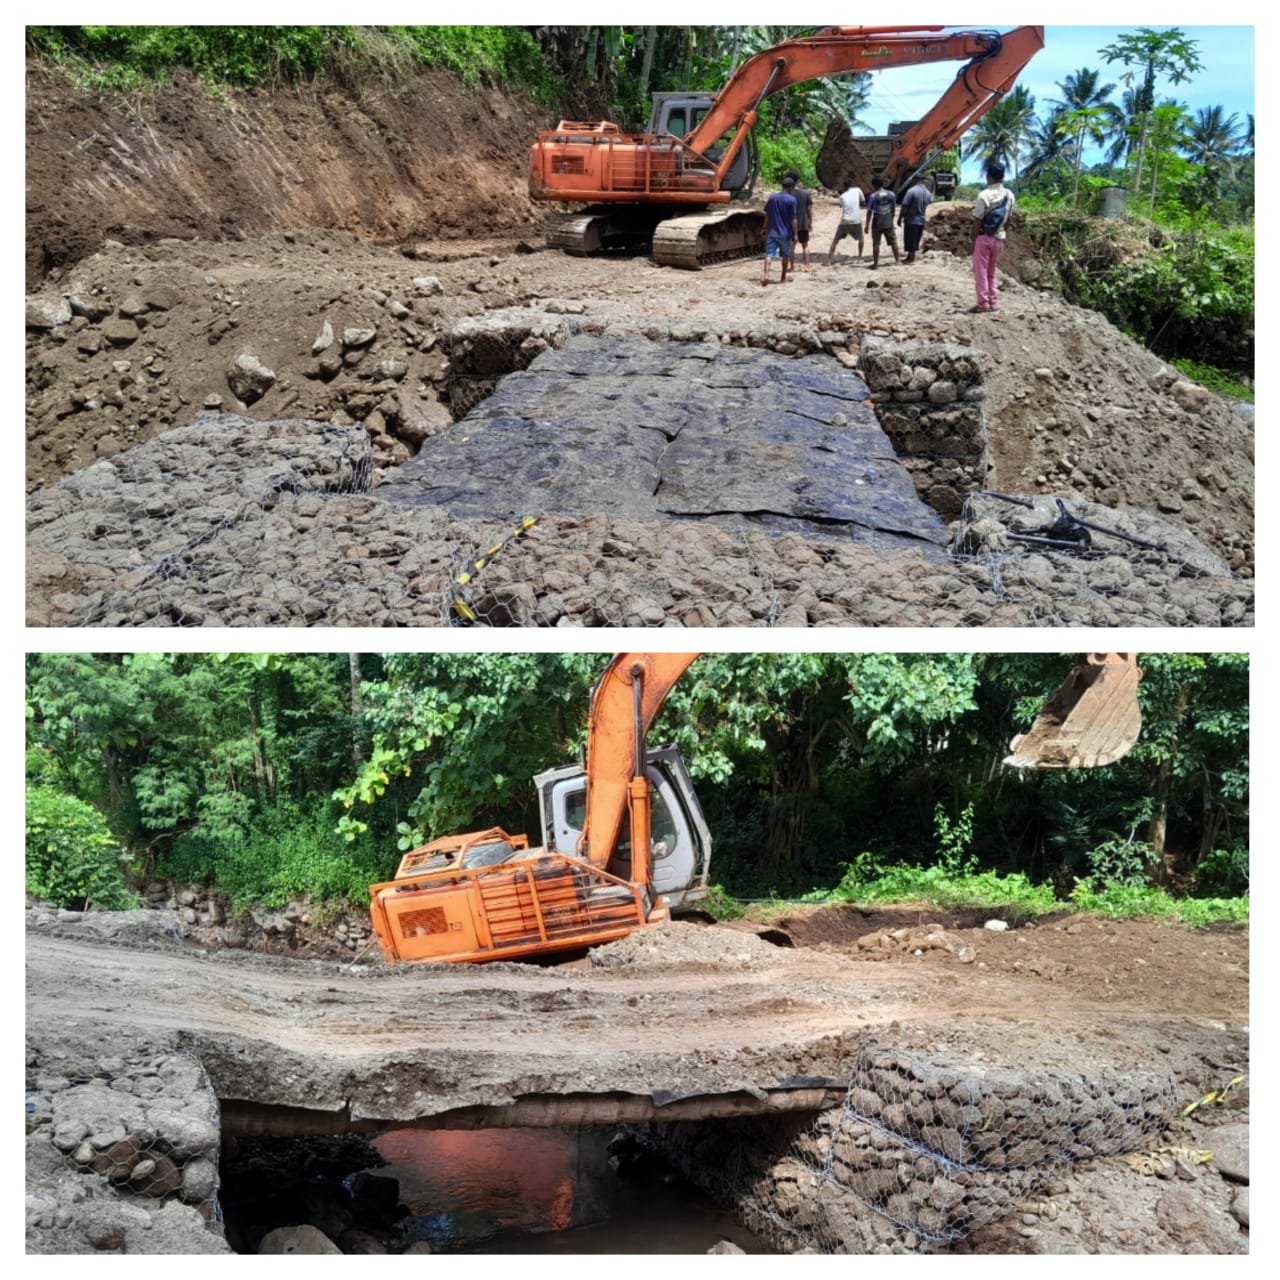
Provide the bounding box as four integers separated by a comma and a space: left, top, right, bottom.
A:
28, 1048, 224, 1233
651, 1042, 1180, 1253
951, 490, 1250, 628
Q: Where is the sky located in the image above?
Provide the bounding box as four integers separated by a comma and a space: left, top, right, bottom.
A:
851, 26, 1254, 180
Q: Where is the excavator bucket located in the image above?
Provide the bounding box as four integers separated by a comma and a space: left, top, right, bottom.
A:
1005, 654, 1142, 769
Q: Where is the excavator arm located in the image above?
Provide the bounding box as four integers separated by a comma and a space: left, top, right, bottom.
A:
578, 653, 700, 881
685, 26, 1044, 190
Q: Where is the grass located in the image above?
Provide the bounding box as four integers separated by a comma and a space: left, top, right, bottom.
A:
1168, 357, 1254, 402
775, 855, 1248, 929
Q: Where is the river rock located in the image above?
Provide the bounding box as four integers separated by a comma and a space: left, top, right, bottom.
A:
226, 354, 276, 405
311, 319, 334, 355
1230, 1187, 1249, 1228
258, 1225, 342, 1254
1170, 380, 1213, 414
102, 318, 140, 347
1210, 1123, 1248, 1183
27, 298, 72, 329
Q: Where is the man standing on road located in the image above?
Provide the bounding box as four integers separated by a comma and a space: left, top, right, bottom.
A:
899, 173, 931, 264
762, 176, 798, 285
785, 169, 815, 272
826, 177, 865, 265
971, 161, 1014, 312
864, 175, 900, 269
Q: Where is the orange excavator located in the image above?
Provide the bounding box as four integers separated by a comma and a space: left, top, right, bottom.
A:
369, 651, 1142, 966
370, 654, 704, 965
529, 25, 1044, 267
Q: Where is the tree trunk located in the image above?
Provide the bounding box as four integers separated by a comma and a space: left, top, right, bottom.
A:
1146, 759, 1171, 887
349, 653, 364, 766
729, 26, 742, 76
638, 26, 656, 105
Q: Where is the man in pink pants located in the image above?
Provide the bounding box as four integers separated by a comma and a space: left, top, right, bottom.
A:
970, 162, 1014, 313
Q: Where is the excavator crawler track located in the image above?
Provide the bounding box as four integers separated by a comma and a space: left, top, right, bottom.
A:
651, 209, 765, 269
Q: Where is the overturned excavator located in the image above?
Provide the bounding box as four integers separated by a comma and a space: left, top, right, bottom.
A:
529, 25, 1043, 267
369, 654, 705, 964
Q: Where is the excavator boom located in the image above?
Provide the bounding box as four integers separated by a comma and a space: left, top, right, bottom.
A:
580, 653, 700, 869
1005, 655, 1143, 769
685, 26, 1043, 190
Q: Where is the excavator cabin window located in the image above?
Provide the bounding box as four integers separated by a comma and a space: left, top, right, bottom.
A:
564, 786, 679, 861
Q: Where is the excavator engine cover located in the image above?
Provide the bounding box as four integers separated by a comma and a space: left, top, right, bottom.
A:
1005, 654, 1142, 769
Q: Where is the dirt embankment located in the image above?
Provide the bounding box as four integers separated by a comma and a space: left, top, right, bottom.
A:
25, 61, 548, 290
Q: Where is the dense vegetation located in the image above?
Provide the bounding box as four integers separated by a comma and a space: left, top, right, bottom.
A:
964, 29, 1253, 376
26, 654, 1248, 926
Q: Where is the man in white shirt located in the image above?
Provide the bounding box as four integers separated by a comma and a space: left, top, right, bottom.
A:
826, 178, 865, 265
971, 161, 1014, 312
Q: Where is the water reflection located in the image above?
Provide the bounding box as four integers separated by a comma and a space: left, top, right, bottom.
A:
372, 1128, 764, 1254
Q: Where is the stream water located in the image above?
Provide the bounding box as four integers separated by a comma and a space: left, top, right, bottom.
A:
372, 1127, 768, 1254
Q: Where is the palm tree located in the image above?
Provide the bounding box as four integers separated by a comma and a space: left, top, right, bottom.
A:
1056, 105, 1119, 206
1105, 85, 1146, 169
1184, 105, 1246, 172
1050, 68, 1123, 195
963, 84, 1036, 180
1022, 108, 1071, 185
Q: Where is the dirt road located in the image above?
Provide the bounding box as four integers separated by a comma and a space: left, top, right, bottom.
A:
26, 910, 1247, 1117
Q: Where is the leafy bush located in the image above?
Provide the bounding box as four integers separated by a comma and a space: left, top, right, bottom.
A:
160, 804, 386, 910
27, 25, 559, 100
1168, 358, 1254, 401
1195, 845, 1249, 897
1034, 218, 1254, 371
702, 883, 746, 922
933, 801, 976, 876
26, 786, 138, 910
1083, 835, 1149, 890
803, 851, 1058, 917
758, 128, 815, 187
1069, 880, 1248, 927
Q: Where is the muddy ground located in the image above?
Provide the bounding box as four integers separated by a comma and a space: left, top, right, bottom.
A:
25, 62, 1254, 626
26, 901, 1248, 1253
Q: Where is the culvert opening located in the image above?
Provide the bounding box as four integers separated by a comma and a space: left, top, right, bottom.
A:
216, 1127, 766, 1254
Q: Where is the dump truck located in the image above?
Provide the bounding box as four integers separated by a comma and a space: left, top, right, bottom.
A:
529, 25, 1043, 267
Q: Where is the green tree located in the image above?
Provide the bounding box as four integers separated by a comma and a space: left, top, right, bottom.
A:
1144, 101, 1192, 214
963, 84, 1036, 180
1100, 27, 1203, 194
1057, 105, 1120, 206
1184, 104, 1247, 172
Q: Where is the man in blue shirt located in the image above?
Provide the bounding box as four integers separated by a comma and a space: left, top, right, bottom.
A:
864, 175, 900, 269
762, 176, 798, 285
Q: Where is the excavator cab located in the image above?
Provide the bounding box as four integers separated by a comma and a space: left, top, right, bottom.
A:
647, 93, 753, 191
535, 746, 712, 909
1005, 654, 1143, 770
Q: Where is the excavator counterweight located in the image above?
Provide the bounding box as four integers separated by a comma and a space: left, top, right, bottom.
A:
1005, 654, 1143, 770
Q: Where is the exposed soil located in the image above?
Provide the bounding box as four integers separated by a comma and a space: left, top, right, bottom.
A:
26, 905, 1249, 1252
25, 61, 1254, 627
